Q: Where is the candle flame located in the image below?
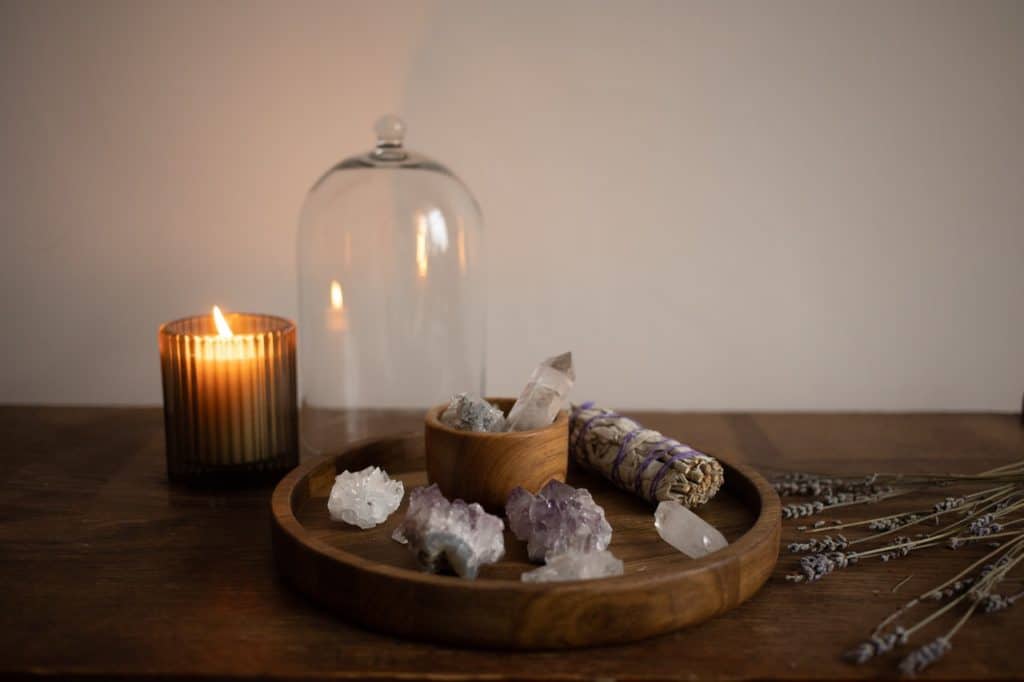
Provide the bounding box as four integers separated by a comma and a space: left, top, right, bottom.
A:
330, 280, 344, 310
212, 305, 234, 338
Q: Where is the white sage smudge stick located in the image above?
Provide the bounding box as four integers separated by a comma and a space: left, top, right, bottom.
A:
570, 402, 724, 507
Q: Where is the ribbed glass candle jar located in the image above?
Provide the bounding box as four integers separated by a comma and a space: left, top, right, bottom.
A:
158, 312, 298, 484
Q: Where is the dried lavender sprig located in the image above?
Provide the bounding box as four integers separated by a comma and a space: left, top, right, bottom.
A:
769, 460, 1024, 487
843, 627, 907, 664
899, 542, 1024, 640
848, 487, 1018, 548
879, 536, 914, 562
804, 484, 1014, 534
781, 500, 824, 519
788, 534, 849, 554
781, 489, 906, 520
785, 551, 858, 583
948, 529, 1024, 549
979, 590, 1022, 613
795, 499, 1019, 579
932, 577, 975, 601
915, 534, 1024, 605
895, 593, 986, 675
869, 513, 921, 532
774, 473, 885, 497
899, 594, 983, 677
864, 536, 1024, 638
898, 636, 951, 677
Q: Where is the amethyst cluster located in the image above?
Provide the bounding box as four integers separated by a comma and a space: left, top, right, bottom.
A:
505, 480, 613, 562
393, 484, 505, 579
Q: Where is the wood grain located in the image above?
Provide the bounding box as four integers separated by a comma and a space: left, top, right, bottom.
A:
0, 406, 1021, 679
424, 397, 569, 511
272, 432, 779, 648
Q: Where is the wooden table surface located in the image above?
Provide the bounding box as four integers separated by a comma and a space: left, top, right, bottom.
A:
1, 406, 1021, 680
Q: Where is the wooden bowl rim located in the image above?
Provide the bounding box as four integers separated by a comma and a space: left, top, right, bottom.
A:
271, 432, 781, 595
424, 396, 568, 440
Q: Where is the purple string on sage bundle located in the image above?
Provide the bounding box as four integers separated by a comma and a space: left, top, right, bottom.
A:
569, 402, 724, 508
649, 446, 699, 502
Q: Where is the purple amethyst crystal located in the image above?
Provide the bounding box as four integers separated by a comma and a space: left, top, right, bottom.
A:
505, 480, 613, 562
392, 484, 505, 579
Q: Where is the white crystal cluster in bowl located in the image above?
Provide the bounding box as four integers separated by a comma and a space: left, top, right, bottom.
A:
327, 466, 404, 529
439, 393, 506, 432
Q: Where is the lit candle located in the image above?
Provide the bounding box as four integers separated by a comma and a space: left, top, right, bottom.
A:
158, 307, 297, 483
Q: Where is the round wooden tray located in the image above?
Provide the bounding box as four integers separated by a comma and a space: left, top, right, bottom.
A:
271, 433, 781, 649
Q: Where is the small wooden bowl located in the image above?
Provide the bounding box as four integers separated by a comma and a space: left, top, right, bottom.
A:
424, 397, 568, 511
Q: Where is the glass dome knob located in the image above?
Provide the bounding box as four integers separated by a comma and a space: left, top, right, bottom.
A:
375, 114, 406, 146
372, 114, 407, 161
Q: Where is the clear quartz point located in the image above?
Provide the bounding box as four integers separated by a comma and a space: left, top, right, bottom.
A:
505, 352, 575, 431
654, 500, 728, 558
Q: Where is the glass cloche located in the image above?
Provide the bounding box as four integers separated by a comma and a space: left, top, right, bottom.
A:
297, 115, 485, 455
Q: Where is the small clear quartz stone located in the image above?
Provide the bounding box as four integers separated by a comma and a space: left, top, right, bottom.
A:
440, 393, 506, 432
521, 550, 624, 583
505, 352, 575, 431
327, 466, 404, 529
654, 500, 728, 558
506, 480, 612, 562
393, 484, 505, 578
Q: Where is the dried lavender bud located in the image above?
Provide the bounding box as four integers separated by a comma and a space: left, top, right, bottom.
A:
933, 496, 966, 513
774, 472, 890, 498
929, 577, 976, 601
980, 555, 1012, 577
843, 627, 908, 664
995, 495, 1021, 511
968, 514, 994, 534
967, 514, 1003, 537
820, 489, 893, 506
981, 591, 1021, 613
788, 551, 857, 583
782, 501, 825, 519
898, 637, 950, 676
880, 536, 913, 562
869, 512, 922, 532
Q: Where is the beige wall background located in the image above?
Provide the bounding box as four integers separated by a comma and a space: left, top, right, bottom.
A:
2, 0, 1022, 410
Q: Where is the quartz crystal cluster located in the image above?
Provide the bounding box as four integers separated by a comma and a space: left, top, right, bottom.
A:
654, 500, 728, 558
506, 480, 613, 562
392, 484, 505, 578
505, 352, 575, 431
327, 466, 404, 529
439, 393, 506, 432
521, 549, 623, 583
